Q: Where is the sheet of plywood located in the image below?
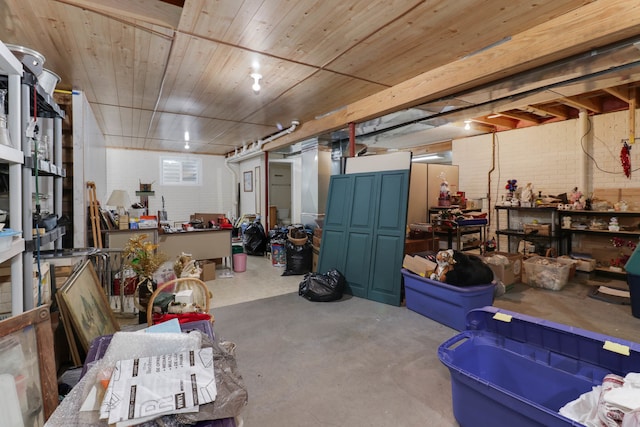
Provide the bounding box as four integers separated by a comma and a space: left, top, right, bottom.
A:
621, 188, 640, 207
592, 188, 621, 204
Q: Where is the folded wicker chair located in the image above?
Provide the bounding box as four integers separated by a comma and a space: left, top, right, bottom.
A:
146, 277, 213, 326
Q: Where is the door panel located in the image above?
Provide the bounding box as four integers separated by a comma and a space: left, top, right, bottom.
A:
369, 233, 405, 305
318, 175, 353, 276
324, 176, 352, 228
350, 174, 376, 229
318, 169, 409, 306
378, 172, 408, 230
343, 231, 372, 297
320, 229, 348, 274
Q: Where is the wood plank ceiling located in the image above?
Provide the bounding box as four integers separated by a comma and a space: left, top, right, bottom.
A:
1, 0, 639, 155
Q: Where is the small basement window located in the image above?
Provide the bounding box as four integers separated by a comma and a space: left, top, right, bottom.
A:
160, 157, 202, 186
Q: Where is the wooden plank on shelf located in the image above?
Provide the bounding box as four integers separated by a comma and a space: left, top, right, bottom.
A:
592, 188, 621, 203
620, 188, 640, 207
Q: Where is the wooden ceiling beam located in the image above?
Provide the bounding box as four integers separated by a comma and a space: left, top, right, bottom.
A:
528, 104, 571, 119
470, 123, 497, 133
265, 0, 640, 151
603, 85, 631, 103
56, 0, 182, 28
406, 141, 453, 156
559, 95, 602, 113
472, 115, 519, 129
523, 105, 554, 118
498, 111, 544, 124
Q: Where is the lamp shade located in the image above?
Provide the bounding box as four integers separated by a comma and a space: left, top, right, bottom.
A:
106, 190, 131, 208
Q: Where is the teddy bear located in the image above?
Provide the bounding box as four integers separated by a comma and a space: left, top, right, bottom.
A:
430, 249, 456, 282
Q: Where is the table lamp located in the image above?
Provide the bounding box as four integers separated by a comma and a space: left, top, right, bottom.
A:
107, 190, 131, 229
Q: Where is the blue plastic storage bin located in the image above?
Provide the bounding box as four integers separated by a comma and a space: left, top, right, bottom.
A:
438, 307, 640, 427
401, 268, 495, 331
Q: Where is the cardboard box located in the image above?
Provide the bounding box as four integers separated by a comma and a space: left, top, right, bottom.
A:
484, 252, 523, 286
199, 260, 216, 281
0, 262, 52, 309
54, 265, 75, 289
404, 237, 439, 254
33, 261, 51, 306
119, 213, 130, 229
402, 254, 437, 277
313, 235, 321, 248
573, 257, 596, 272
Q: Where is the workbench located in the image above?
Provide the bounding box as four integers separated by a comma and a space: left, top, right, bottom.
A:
158, 228, 233, 266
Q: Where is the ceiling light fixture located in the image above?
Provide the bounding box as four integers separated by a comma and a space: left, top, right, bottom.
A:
464, 120, 472, 130
251, 73, 262, 93
184, 131, 190, 149
411, 154, 443, 162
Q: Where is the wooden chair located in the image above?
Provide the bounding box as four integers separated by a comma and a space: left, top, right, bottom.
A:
146, 277, 213, 326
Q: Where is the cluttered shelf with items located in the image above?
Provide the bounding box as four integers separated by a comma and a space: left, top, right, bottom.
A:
409, 169, 488, 253
430, 209, 488, 252
406, 179, 640, 315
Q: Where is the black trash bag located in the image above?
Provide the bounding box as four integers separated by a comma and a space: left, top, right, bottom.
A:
299, 269, 346, 302
282, 238, 312, 276
268, 227, 288, 244
243, 221, 267, 255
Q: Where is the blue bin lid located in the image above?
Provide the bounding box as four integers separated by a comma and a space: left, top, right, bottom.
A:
465, 306, 640, 377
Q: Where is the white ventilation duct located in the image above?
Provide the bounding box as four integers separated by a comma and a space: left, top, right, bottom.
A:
224, 120, 300, 217
226, 120, 300, 163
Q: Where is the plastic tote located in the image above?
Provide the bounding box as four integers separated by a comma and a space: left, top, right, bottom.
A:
401, 269, 495, 331
233, 253, 247, 272
438, 306, 640, 427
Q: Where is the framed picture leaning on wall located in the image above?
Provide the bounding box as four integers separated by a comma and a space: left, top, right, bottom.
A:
56, 260, 120, 352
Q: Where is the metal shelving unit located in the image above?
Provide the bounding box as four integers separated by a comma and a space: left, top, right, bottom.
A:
558, 209, 640, 279
494, 206, 561, 255
0, 41, 66, 315
0, 42, 26, 316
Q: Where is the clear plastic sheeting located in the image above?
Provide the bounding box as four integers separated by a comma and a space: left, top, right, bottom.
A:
559, 373, 640, 426
45, 331, 248, 426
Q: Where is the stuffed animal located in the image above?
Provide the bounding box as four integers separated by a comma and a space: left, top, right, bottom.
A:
445, 251, 495, 287
430, 249, 456, 282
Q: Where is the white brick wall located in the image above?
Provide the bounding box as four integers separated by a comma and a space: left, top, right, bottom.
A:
453, 108, 640, 243
106, 149, 234, 224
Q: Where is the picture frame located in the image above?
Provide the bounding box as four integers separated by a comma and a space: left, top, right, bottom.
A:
56, 260, 120, 353
0, 305, 59, 422
244, 170, 253, 192
56, 294, 84, 366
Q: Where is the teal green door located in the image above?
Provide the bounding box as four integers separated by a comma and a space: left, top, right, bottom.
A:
318, 169, 409, 306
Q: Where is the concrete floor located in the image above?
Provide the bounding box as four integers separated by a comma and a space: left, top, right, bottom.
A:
207, 255, 640, 427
